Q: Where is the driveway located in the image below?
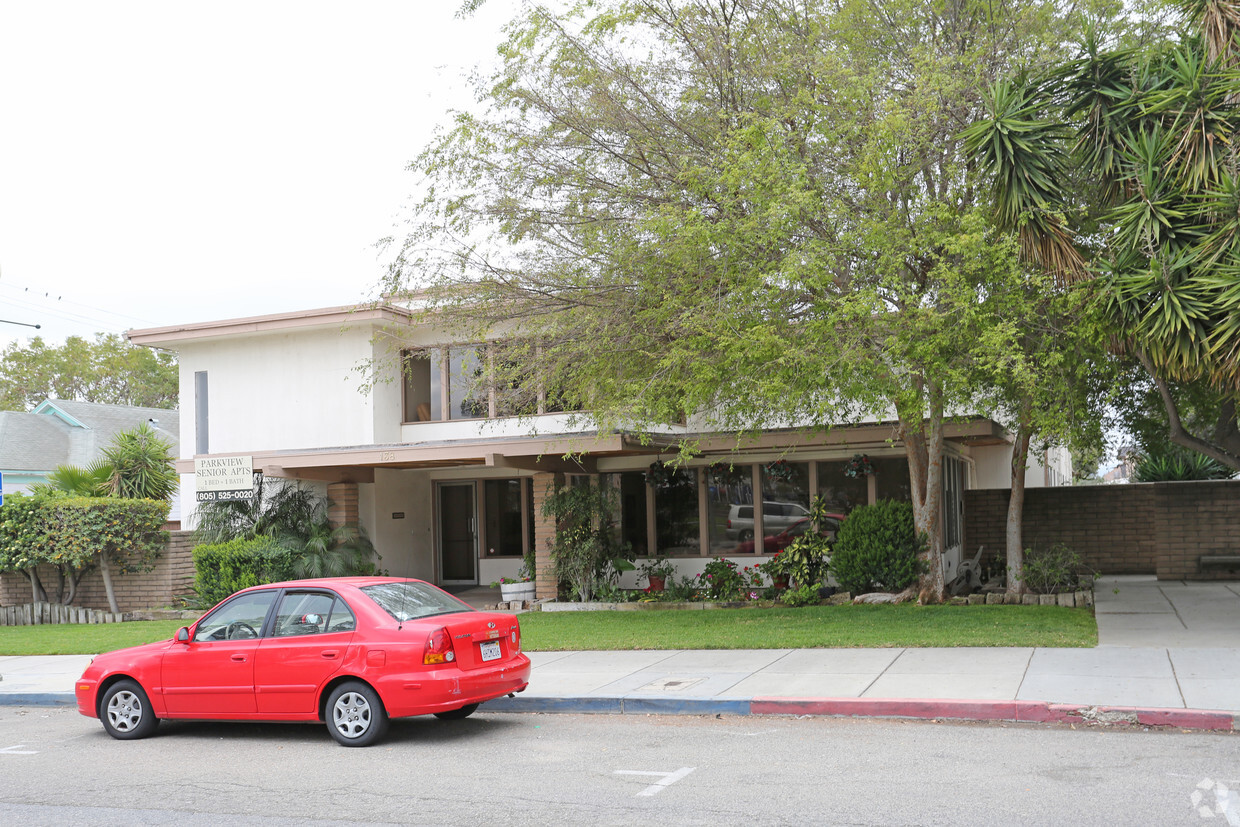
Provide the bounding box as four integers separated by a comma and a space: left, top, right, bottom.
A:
1095, 574, 1240, 647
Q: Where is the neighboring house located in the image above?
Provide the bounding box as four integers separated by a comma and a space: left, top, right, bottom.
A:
0, 399, 181, 523
127, 304, 1071, 598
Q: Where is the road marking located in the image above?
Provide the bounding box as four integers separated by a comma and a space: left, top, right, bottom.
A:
0, 745, 37, 755
614, 767, 696, 797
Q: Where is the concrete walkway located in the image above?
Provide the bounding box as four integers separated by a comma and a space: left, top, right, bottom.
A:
4, 575, 1239, 731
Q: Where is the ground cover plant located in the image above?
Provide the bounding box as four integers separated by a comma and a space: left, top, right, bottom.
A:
0, 605, 1096, 654
0, 620, 184, 656
519, 604, 1096, 650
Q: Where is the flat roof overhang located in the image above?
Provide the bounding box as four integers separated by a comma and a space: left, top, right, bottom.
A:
127, 304, 416, 348
176, 419, 1010, 483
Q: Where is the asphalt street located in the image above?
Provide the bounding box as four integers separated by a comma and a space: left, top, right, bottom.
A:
1, 706, 1236, 826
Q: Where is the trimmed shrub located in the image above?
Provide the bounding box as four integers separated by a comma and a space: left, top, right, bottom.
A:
830, 499, 924, 594
1022, 543, 1088, 594
192, 536, 294, 609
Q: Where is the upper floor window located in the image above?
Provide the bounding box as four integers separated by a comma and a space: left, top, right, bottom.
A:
403, 342, 578, 423
403, 349, 443, 422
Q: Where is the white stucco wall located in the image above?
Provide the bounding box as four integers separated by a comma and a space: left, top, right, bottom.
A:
174, 324, 382, 458
360, 468, 435, 580
968, 442, 1073, 490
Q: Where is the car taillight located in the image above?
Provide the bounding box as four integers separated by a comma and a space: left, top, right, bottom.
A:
423, 627, 456, 665
511, 626, 520, 653
727, 518, 732, 528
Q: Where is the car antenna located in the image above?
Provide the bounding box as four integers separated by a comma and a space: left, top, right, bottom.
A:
398, 577, 409, 631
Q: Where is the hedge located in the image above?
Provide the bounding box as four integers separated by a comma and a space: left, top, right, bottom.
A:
192, 536, 295, 609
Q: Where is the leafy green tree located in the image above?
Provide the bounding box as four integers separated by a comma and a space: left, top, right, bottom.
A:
18, 423, 177, 608
964, 0, 1240, 470
381, 0, 1098, 599
0, 333, 177, 411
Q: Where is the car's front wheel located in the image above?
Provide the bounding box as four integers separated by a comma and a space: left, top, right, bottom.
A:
99, 679, 160, 740
434, 703, 479, 721
326, 682, 388, 747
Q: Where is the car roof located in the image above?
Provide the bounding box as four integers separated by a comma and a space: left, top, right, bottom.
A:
243, 576, 429, 591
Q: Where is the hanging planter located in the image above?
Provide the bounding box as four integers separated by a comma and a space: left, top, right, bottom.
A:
764, 459, 793, 483
708, 462, 748, 485
646, 461, 687, 488
844, 453, 876, 478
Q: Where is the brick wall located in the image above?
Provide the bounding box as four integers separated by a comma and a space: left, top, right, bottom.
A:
531, 471, 563, 600
964, 480, 1240, 580
0, 530, 197, 611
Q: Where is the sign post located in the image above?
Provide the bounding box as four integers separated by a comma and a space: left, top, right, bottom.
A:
194, 456, 255, 503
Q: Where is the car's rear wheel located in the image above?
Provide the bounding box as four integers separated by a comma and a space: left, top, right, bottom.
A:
326, 682, 388, 747
100, 679, 159, 740
433, 703, 479, 721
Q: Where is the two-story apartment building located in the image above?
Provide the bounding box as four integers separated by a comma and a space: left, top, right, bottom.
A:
128, 303, 1071, 599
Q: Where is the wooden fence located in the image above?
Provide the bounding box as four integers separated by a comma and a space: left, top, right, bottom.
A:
0, 602, 125, 626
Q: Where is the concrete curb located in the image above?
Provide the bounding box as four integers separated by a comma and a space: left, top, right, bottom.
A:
481, 694, 1240, 732
0, 692, 75, 707
8, 691, 1236, 732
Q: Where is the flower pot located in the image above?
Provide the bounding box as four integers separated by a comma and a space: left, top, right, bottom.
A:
499, 581, 535, 603
646, 575, 666, 592
773, 577, 789, 590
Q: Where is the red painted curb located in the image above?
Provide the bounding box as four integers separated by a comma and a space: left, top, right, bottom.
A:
750, 697, 1238, 731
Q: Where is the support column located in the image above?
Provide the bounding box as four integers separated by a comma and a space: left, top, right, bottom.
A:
327, 482, 360, 528
531, 471, 563, 600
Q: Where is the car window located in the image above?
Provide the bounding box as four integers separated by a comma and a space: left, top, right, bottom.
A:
273, 592, 337, 637
326, 598, 356, 633
194, 591, 277, 642
360, 581, 471, 622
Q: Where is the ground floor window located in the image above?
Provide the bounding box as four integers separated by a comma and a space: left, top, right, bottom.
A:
482, 479, 526, 558
654, 468, 699, 556
615, 454, 933, 559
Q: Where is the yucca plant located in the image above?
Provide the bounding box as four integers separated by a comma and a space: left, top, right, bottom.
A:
100, 422, 177, 500
1134, 449, 1234, 481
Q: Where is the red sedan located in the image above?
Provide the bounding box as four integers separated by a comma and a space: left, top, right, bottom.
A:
75, 577, 532, 747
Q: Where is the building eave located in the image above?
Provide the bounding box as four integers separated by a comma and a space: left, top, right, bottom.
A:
127, 304, 418, 348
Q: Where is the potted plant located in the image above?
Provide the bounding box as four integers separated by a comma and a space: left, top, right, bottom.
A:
491, 562, 535, 603
639, 556, 675, 591
758, 552, 792, 590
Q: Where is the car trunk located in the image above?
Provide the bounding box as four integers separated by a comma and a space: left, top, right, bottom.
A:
441, 612, 522, 670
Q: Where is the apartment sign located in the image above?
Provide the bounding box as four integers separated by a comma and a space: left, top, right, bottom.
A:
195, 456, 254, 502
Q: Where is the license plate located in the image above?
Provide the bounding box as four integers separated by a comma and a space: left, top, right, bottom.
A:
479, 641, 502, 662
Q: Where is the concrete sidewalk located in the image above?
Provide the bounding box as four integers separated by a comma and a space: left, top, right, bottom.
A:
3, 576, 1238, 732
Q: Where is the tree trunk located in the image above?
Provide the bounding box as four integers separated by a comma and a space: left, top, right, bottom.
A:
28, 569, 43, 623
1005, 419, 1033, 597
98, 553, 120, 614
900, 385, 946, 603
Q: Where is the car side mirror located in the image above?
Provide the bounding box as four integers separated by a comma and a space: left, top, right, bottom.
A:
176, 627, 190, 643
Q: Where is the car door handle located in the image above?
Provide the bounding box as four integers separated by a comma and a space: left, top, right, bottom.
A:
231, 654, 248, 663
321, 650, 339, 659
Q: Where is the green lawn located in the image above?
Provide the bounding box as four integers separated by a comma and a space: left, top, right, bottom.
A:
0, 620, 186, 655
0, 604, 1096, 655
519, 604, 1097, 650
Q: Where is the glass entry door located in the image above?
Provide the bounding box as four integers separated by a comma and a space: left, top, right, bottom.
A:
437, 482, 477, 585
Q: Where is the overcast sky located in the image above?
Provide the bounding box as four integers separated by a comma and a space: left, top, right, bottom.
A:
0, 1, 510, 348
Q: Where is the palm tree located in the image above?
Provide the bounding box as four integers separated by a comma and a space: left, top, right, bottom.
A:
963, 2, 1240, 470
29, 463, 111, 497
